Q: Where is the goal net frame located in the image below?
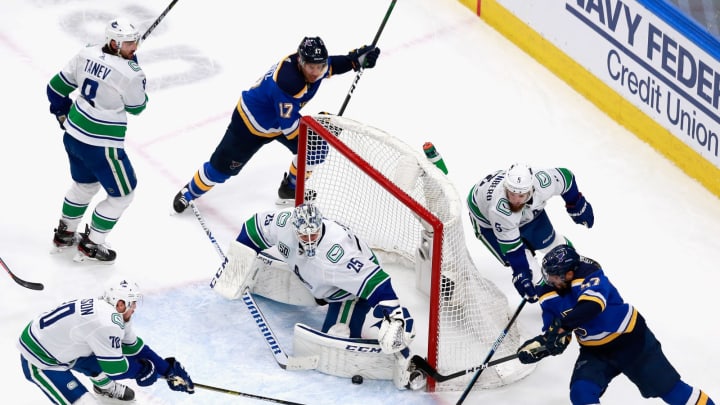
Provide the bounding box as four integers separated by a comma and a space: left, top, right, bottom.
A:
295, 115, 534, 392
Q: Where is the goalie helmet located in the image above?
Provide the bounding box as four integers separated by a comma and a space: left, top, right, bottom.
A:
541, 245, 580, 279
105, 18, 140, 50
298, 36, 328, 64
503, 163, 534, 196
292, 203, 324, 257
102, 279, 142, 310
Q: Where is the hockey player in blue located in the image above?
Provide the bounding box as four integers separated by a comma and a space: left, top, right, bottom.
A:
172, 37, 380, 213
517, 245, 715, 405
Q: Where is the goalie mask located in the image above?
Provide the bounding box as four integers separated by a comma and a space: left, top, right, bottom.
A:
292, 203, 323, 258
102, 279, 142, 313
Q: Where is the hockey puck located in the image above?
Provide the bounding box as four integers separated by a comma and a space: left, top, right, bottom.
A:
351, 375, 364, 384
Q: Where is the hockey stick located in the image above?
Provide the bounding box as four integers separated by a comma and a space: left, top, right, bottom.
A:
194, 381, 306, 404
456, 299, 527, 404
411, 344, 547, 383
0, 256, 44, 291
139, 0, 180, 44
337, 0, 398, 116
412, 352, 520, 383
186, 196, 317, 370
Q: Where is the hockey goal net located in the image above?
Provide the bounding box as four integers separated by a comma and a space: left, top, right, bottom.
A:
295, 115, 534, 391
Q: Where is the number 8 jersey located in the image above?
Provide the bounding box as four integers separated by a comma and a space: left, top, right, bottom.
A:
48, 44, 148, 148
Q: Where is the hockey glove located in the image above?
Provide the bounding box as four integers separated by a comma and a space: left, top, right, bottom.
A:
53, 114, 66, 130
544, 318, 572, 356
565, 193, 594, 228
512, 270, 538, 303
517, 336, 550, 364
164, 357, 195, 394
348, 45, 380, 71
134, 358, 158, 387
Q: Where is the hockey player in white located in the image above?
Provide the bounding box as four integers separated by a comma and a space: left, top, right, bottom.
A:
47, 17, 149, 263
214, 203, 425, 390
467, 163, 594, 303
17, 279, 194, 403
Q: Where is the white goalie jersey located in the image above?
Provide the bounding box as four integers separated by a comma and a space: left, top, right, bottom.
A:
246, 208, 393, 304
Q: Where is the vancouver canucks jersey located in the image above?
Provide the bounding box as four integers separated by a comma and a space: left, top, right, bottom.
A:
239, 208, 396, 306
237, 53, 352, 140
467, 167, 576, 255
47, 44, 148, 148
536, 259, 638, 346
17, 297, 141, 377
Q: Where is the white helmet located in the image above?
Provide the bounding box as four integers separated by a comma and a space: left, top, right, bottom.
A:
292, 203, 324, 258
105, 18, 140, 50
503, 163, 534, 194
102, 279, 142, 308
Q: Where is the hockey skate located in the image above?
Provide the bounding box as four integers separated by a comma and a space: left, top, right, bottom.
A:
93, 381, 135, 401
172, 189, 191, 214
74, 225, 116, 264
394, 351, 427, 391
51, 219, 80, 253
276, 172, 317, 206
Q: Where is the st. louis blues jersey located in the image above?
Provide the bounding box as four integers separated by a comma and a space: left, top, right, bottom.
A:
236, 53, 353, 140
238, 208, 398, 307
536, 259, 638, 347
47, 44, 148, 148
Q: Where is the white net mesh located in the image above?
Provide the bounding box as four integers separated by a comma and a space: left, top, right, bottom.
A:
298, 115, 534, 391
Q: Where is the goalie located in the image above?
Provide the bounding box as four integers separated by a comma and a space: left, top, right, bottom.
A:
212, 203, 425, 390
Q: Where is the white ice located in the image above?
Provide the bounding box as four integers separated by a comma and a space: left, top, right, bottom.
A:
1, 0, 719, 404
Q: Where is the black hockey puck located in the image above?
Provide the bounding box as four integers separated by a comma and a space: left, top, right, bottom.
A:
351, 375, 363, 384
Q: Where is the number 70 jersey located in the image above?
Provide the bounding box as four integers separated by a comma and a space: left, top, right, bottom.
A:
17, 297, 135, 371
48, 44, 148, 148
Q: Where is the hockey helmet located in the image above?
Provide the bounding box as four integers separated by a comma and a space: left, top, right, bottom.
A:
298, 36, 328, 64
102, 279, 142, 309
105, 17, 140, 49
503, 163, 534, 195
292, 203, 324, 257
541, 245, 580, 279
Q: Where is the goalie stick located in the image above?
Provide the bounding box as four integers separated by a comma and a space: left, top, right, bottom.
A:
186, 195, 317, 370
1, 256, 44, 291
337, 0, 398, 116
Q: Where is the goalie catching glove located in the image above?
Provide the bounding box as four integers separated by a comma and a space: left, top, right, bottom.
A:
375, 301, 415, 354
517, 318, 572, 364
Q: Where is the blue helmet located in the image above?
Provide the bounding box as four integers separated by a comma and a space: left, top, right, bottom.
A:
541, 245, 580, 278
298, 36, 328, 64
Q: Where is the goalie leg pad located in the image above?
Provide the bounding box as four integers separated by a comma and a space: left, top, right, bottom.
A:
293, 323, 395, 380
210, 241, 258, 299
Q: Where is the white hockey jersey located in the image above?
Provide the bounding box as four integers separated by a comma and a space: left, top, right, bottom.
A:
243, 209, 393, 304
48, 44, 147, 148
17, 297, 138, 375
467, 167, 575, 254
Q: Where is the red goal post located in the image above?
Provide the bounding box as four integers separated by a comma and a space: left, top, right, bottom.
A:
296, 115, 534, 391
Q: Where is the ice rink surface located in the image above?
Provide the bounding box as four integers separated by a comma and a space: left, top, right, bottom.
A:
1, 0, 719, 404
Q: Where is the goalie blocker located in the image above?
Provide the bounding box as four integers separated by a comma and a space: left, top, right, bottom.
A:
211, 240, 425, 390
